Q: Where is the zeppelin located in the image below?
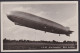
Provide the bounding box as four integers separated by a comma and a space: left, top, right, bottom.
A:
7, 11, 73, 36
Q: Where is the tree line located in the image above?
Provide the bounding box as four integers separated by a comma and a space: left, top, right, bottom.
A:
3, 38, 77, 44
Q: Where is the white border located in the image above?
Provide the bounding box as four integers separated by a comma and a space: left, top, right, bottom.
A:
1, 1, 79, 52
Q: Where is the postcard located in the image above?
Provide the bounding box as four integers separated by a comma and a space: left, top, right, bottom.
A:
1, 1, 78, 52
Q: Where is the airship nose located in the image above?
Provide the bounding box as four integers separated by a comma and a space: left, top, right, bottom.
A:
7, 11, 14, 17
7, 11, 12, 18
7, 11, 14, 22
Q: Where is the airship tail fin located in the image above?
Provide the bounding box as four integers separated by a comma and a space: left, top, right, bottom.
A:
66, 31, 74, 36
69, 31, 74, 34
66, 34, 70, 36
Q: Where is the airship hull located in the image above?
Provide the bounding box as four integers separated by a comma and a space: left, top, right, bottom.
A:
7, 11, 73, 36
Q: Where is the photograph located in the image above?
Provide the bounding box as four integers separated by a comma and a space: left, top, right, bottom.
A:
1, 1, 78, 52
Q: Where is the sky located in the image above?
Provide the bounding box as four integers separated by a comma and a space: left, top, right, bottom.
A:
1, 2, 78, 42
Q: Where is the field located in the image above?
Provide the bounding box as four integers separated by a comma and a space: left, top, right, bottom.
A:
3, 42, 77, 50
